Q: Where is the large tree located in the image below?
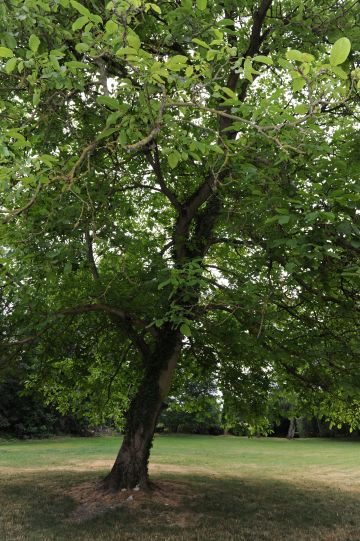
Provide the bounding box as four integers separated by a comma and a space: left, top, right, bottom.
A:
0, 0, 359, 490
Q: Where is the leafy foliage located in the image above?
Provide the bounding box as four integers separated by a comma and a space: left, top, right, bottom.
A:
0, 377, 89, 438
0, 0, 359, 438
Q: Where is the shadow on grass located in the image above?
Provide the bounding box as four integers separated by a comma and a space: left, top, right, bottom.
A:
0, 470, 359, 541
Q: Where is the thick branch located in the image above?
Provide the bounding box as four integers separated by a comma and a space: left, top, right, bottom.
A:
173, 171, 224, 260
246, 0, 274, 57
220, 0, 273, 131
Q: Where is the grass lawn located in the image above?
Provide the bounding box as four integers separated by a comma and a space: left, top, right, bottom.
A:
0, 435, 359, 541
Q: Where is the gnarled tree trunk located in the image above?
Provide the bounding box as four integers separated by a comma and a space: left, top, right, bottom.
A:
103, 329, 182, 491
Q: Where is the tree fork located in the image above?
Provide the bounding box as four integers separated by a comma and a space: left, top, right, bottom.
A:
103, 193, 222, 492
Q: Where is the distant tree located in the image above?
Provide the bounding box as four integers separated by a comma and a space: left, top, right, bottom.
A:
1, 0, 359, 490
0, 377, 90, 438
159, 371, 222, 434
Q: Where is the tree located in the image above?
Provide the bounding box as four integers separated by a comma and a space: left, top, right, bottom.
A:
1, 0, 359, 490
159, 367, 222, 434
0, 376, 90, 438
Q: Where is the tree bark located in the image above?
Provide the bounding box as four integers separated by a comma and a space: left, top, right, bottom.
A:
103, 329, 182, 491
287, 418, 296, 439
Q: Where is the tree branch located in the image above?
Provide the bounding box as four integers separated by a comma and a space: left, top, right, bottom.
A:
146, 144, 181, 210
58, 303, 151, 359
124, 94, 166, 152
2, 182, 42, 223
220, 0, 273, 131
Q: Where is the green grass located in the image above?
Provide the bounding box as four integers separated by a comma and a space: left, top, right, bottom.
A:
1, 435, 359, 541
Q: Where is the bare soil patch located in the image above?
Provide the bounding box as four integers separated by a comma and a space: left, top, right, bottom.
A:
66, 479, 201, 527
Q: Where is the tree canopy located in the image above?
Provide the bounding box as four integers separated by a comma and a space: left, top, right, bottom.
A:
0, 0, 359, 488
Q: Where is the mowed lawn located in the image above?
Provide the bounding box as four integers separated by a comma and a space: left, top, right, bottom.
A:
0, 435, 359, 541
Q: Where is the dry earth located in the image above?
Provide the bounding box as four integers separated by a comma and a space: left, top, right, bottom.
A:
66, 479, 202, 527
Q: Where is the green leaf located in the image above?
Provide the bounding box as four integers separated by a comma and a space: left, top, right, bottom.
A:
217, 18, 236, 26
301, 53, 315, 62
180, 323, 191, 337
106, 111, 123, 126
118, 131, 127, 146
127, 33, 141, 50
0, 47, 14, 58
72, 15, 89, 31
286, 50, 304, 62
192, 38, 210, 49
39, 154, 57, 167
29, 34, 40, 53
305, 211, 318, 222
253, 55, 273, 66
116, 47, 138, 57
8, 129, 26, 145
196, 0, 207, 10
278, 215, 290, 225
222, 87, 237, 99
330, 37, 351, 66
66, 61, 88, 69
285, 262, 296, 273
64, 262, 72, 274
96, 127, 118, 141
105, 19, 118, 35
158, 279, 171, 290
286, 50, 314, 63
292, 78, 306, 93
171, 55, 188, 64
278, 58, 292, 69
166, 55, 188, 71
168, 152, 179, 169
33, 89, 41, 106
211, 144, 224, 154
90, 14, 103, 25
331, 65, 348, 79
181, 0, 192, 9
149, 3, 161, 14
97, 95, 120, 110
4, 33, 16, 49
5, 57, 17, 74
244, 58, 256, 82
294, 104, 308, 114
75, 42, 90, 53
70, 0, 90, 17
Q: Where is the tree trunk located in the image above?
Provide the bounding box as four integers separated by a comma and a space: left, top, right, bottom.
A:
287, 418, 296, 439
103, 329, 181, 491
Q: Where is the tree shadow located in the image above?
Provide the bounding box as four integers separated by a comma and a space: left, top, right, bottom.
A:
1, 470, 359, 541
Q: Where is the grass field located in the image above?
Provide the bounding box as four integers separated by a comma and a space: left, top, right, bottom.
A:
0, 435, 359, 541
